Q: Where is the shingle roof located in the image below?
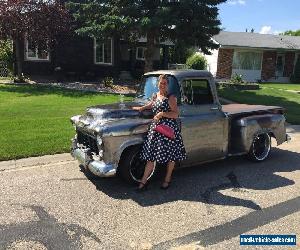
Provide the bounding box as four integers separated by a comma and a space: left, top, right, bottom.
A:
213, 31, 300, 50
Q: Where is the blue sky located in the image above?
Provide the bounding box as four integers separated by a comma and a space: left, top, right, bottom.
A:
218, 0, 300, 34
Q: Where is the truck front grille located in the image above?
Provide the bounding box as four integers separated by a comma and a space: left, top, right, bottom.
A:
77, 130, 99, 155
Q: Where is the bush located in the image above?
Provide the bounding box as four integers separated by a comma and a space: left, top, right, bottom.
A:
186, 53, 207, 70
0, 40, 13, 75
231, 73, 245, 84
101, 77, 114, 88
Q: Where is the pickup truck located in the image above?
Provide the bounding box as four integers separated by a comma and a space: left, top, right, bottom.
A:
70, 70, 291, 183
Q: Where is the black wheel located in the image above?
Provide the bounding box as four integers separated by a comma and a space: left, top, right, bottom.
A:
118, 145, 156, 184
247, 133, 271, 161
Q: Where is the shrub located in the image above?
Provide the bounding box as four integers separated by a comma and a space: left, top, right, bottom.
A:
101, 77, 114, 88
0, 40, 13, 76
231, 73, 245, 84
186, 53, 207, 70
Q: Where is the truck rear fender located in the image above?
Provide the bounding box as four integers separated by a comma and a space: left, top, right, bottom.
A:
230, 114, 286, 153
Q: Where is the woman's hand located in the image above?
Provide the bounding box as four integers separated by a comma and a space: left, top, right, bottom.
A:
154, 112, 163, 121
132, 106, 143, 112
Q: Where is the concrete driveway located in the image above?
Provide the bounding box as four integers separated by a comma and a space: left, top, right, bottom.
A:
0, 126, 299, 249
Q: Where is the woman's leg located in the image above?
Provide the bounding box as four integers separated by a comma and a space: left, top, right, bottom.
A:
139, 161, 155, 188
162, 161, 175, 187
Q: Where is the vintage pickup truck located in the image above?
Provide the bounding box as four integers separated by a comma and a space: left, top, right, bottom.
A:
70, 70, 291, 183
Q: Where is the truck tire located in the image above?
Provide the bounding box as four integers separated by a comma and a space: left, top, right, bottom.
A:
118, 145, 156, 184
247, 133, 271, 161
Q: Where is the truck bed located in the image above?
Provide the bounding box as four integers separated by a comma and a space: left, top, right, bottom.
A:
222, 104, 283, 117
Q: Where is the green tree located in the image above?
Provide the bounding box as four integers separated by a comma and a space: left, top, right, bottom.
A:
68, 0, 226, 72
281, 30, 300, 36
168, 41, 196, 64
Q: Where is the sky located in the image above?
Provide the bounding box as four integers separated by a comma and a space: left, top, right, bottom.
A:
218, 0, 300, 34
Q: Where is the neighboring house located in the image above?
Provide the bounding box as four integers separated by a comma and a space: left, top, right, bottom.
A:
19, 35, 172, 80
204, 31, 300, 82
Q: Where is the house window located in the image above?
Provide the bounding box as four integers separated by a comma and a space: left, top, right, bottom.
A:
233, 51, 262, 70
94, 38, 113, 65
136, 47, 146, 60
25, 40, 50, 61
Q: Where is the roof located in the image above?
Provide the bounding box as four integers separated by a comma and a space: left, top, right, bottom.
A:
144, 70, 213, 79
213, 31, 300, 50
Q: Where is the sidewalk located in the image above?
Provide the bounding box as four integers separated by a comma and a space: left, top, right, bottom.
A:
0, 153, 74, 172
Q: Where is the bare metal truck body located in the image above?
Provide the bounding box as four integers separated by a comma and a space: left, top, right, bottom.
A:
71, 70, 290, 183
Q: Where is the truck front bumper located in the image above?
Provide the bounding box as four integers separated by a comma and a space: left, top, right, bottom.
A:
71, 140, 117, 177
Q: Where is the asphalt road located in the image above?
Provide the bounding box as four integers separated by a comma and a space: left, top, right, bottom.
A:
0, 126, 299, 250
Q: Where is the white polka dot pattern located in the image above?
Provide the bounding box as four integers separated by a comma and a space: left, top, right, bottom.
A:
140, 96, 187, 163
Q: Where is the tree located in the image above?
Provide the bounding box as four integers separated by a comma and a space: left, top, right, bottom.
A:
68, 0, 226, 73
168, 41, 196, 64
281, 30, 300, 36
0, 0, 71, 78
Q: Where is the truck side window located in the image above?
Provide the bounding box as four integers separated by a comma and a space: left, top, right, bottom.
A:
183, 79, 213, 105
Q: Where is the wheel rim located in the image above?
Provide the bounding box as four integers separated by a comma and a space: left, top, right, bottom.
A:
252, 133, 271, 161
129, 151, 155, 182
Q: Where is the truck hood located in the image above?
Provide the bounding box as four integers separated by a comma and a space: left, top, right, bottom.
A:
86, 101, 147, 119
71, 101, 153, 136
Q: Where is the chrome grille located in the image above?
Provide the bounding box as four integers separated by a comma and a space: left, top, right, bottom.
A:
77, 130, 99, 154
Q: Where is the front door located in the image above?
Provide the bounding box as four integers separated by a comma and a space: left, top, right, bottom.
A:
276, 54, 285, 77
179, 78, 227, 166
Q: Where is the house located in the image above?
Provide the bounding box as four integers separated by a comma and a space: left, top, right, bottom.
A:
19, 35, 173, 80
204, 31, 300, 82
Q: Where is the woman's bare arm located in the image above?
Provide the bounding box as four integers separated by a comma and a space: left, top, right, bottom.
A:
132, 100, 153, 112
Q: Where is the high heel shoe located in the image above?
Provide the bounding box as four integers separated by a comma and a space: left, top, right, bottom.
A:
135, 181, 148, 192
160, 181, 171, 190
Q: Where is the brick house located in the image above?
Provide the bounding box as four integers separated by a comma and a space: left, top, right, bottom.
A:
204, 31, 300, 82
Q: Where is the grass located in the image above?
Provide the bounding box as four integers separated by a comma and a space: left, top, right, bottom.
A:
260, 82, 300, 91
218, 86, 300, 125
0, 84, 131, 161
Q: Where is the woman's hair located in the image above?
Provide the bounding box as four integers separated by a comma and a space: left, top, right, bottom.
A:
158, 74, 168, 83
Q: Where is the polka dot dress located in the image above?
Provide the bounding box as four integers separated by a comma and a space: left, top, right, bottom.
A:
140, 95, 187, 164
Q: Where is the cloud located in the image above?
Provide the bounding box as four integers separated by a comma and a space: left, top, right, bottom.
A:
228, 0, 246, 5
259, 26, 272, 34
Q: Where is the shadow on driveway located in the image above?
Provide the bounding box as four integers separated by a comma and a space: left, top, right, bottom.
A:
63, 148, 300, 210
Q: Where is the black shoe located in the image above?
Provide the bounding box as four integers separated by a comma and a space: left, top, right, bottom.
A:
135, 181, 148, 192
160, 181, 171, 190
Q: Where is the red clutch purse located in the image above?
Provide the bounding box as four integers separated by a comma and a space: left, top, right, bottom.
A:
154, 124, 175, 140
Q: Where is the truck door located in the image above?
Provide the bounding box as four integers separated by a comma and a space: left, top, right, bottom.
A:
180, 78, 228, 166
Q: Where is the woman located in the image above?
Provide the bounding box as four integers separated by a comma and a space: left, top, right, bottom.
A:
132, 74, 187, 191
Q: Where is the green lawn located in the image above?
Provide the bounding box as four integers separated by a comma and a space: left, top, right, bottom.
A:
260, 83, 300, 91
218, 87, 300, 125
0, 84, 130, 161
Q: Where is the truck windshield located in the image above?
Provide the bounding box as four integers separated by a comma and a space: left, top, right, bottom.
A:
137, 75, 181, 103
